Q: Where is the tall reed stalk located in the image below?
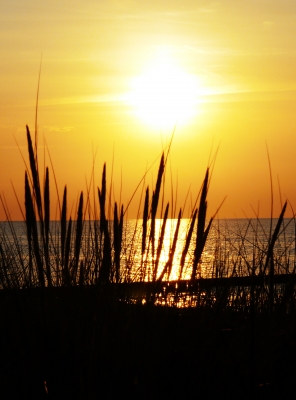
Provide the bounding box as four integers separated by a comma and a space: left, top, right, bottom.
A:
191, 168, 213, 280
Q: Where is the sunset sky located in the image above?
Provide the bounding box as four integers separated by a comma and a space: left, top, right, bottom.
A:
1, 1, 296, 220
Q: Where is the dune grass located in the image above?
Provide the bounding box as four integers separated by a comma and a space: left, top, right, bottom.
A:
1, 126, 295, 312
0, 126, 216, 290
1, 125, 296, 398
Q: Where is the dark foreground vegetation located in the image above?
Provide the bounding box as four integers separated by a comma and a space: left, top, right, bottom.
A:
1, 126, 296, 398
2, 286, 296, 399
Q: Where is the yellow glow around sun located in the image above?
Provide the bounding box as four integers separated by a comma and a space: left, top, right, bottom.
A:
127, 53, 201, 129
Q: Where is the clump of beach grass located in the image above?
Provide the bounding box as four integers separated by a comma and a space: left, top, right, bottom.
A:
0, 125, 218, 293
0, 124, 295, 314
2, 124, 296, 399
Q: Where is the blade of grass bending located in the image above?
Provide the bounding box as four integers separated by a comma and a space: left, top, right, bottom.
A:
25, 172, 45, 287
150, 154, 165, 261
160, 147, 167, 219
74, 192, 83, 284
119, 205, 124, 276
153, 202, 169, 282
191, 170, 226, 280
140, 186, 149, 282
28, 126, 49, 283
263, 201, 287, 274
163, 125, 176, 166
263, 201, 287, 311
142, 187, 149, 256
151, 153, 165, 219
98, 164, 111, 284
108, 146, 115, 221
277, 176, 289, 267
98, 162, 109, 282
44, 168, 50, 242
61, 186, 67, 267
266, 143, 274, 244
96, 165, 106, 281
44, 167, 51, 286
93, 219, 100, 283
179, 209, 197, 280
98, 164, 107, 230
26, 126, 43, 223
45, 140, 62, 215
24, 172, 34, 285
113, 203, 119, 283
114, 203, 123, 283
191, 169, 209, 281
91, 148, 100, 283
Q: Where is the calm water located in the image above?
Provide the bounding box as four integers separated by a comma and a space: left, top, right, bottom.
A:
1, 218, 295, 284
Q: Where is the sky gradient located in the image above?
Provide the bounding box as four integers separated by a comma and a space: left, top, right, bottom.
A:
2, 1, 296, 220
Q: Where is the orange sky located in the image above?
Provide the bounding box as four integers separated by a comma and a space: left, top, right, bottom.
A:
2, 1, 296, 220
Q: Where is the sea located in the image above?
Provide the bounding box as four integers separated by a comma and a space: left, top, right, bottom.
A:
1, 218, 295, 283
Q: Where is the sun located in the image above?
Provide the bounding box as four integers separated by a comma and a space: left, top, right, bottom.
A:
127, 54, 201, 130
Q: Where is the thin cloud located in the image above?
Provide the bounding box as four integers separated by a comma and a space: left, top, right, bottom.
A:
43, 126, 75, 133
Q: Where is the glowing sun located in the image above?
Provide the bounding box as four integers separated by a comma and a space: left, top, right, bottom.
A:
128, 54, 200, 129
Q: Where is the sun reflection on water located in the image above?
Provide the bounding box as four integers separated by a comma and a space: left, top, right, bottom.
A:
122, 218, 296, 284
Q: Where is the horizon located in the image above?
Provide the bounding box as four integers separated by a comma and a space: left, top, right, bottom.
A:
1, 216, 294, 223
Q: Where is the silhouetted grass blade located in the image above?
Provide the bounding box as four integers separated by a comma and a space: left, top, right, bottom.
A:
191, 168, 210, 280
179, 209, 197, 280
153, 202, 169, 282
114, 202, 123, 283
61, 186, 67, 267
44, 167, 51, 286
142, 187, 149, 256
25, 172, 45, 287
74, 192, 83, 283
